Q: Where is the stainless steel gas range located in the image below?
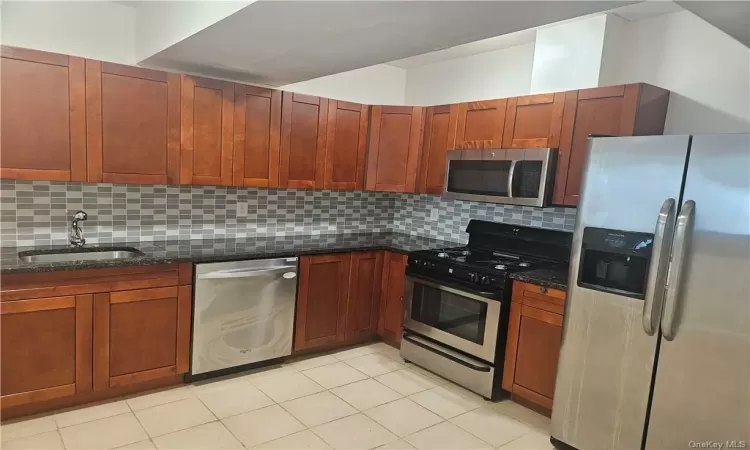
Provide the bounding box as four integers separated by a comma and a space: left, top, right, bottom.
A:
400, 220, 571, 399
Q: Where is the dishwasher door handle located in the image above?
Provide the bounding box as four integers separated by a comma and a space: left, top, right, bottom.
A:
198, 265, 297, 279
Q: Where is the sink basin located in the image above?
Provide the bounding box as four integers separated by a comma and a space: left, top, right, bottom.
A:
18, 247, 144, 264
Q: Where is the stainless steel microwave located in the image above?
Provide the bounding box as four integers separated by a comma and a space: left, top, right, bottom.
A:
443, 148, 557, 207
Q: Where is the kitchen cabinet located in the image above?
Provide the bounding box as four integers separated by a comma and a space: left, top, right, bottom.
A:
453, 99, 507, 149
553, 83, 670, 206
86, 61, 181, 185
324, 100, 369, 190
502, 93, 565, 148
233, 85, 282, 187
378, 252, 408, 345
0, 46, 86, 182
417, 105, 458, 195
295, 254, 351, 350
0, 295, 92, 409
346, 252, 383, 340
503, 280, 566, 416
366, 106, 424, 193
180, 75, 234, 186
93, 286, 191, 390
280, 93, 329, 189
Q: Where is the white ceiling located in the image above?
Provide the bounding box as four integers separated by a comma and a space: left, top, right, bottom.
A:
675, 1, 750, 47
142, 0, 634, 86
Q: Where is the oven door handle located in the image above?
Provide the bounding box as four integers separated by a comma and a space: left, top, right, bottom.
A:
403, 333, 491, 372
406, 276, 496, 303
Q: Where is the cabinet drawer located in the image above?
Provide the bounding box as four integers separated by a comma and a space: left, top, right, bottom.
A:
511, 281, 566, 315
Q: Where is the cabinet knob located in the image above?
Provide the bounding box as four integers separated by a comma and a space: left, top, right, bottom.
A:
540, 286, 548, 294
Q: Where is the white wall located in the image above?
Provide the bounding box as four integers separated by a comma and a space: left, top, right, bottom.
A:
404, 43, 535, 105
281, 64, 407, 105
1, 1, 136, 64
612, 10, 750, 134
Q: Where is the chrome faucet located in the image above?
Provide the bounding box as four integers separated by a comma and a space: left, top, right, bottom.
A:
69, 210, 88, 247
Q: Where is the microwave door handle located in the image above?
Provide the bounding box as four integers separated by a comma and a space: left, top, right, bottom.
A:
198, 265, 297, 279
507, 160, 517, 198
661, 200, 695, 341
642, 198, 676, 335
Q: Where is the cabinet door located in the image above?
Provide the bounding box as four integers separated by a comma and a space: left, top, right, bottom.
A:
280, 93, 328, 189
417, 105, 458, 194
324, 101, 369, 190
454, 99, 507, 149
0, 47, 86, 182
378, 252, 408, 344
366, 106, 424, 193
295, 254, 351, 351
502, 93, 565, 148
346, 251, 383, 340
233, 85, 282, 187
93, 286, 191, 390
181, 76, 234, 186
86, 61, 180, 184
1, 295, 92, 408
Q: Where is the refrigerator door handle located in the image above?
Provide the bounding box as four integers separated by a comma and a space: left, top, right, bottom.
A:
661, 200, 695, 341
642, 198, 677, 335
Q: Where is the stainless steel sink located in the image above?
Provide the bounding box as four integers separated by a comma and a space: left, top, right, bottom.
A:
18, 248, 144, 264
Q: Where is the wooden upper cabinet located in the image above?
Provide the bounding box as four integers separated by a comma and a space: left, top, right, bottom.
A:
324, 101, 369, 190
553, 84, 670, 206
280, 93, 328, 189
1, 295, 92, 408
346, 251, 383, 340
0, 47, 86, 182
454, 99, 507, 149
378, 252, 408, 344
295, 254, 351, 351
86, 61, 180, 185
233, 85, 282, 188
502, 93, 565, 148
93, 286, 191, 390
417, 105, 458, 195
181, 76, 234, 186
366, 106, 424, 193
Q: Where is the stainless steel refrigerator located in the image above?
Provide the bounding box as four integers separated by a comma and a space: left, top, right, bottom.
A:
551, 134, 750, 450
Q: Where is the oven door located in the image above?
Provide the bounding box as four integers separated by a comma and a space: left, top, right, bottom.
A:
404, 276, 501, 363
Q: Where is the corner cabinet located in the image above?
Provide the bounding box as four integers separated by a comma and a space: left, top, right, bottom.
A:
417, 105, 457, 195
366, 106, 424, 193
0, 47, 87, 182
378, 252, 408, 345
279, 93, 329, 189
503, 281, 566, 416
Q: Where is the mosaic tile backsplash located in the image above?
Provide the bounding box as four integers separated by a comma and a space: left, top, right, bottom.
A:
0, 180, 577, 247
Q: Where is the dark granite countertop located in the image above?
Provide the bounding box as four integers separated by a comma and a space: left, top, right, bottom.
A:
510, 265, 570, 291
0, 232, 461, 275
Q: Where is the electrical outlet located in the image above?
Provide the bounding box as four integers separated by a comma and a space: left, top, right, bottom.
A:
430, 208, 439, 221
236, 202, 248, 216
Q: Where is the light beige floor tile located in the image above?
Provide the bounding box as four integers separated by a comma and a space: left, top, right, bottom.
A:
331, 345, 382, 361
280, 391, 357, 427
2, 430, 64, 450
253, 430, 331, 449
497, 430, 553, 449
330, 379, 403, 411
490, 400, 551, 433
289, 354, 340, 371
241, 364, 300, 382
369, 342, 399, 353
374, 369, 442, 396
450, 406, 532, 447
0, 414, 57, 443
345, 353, 406, 377
221, 404, 305, 448
364, 398, 442, 437
152, 421, 243, 449
126, 386, 194, 411
409, 384, 486, 419
404, 422, 493, 450
251, 372, 325, 403
134, 397, 215, 437
302, 362, 368, 389
189, 374, 253, 395
55, 399, 130, 428
378, 347, 403, 362
375, 439, 415, 449
405, 364, 449, 385
59, 413, 148, 450
196, 381, 274, 419
116, 439, 157, 449
312, 414, 397, 450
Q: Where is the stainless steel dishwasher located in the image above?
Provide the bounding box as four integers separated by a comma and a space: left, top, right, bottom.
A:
191, 257, 298, 376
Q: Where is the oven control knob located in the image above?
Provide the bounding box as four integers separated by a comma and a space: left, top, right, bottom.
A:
468, 273, 478, 283
480, 275, 490, 285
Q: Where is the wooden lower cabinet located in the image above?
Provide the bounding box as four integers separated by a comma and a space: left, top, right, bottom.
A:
503, 281, 566, 416
346, 252, 383, 340
378, 252, 408, 345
